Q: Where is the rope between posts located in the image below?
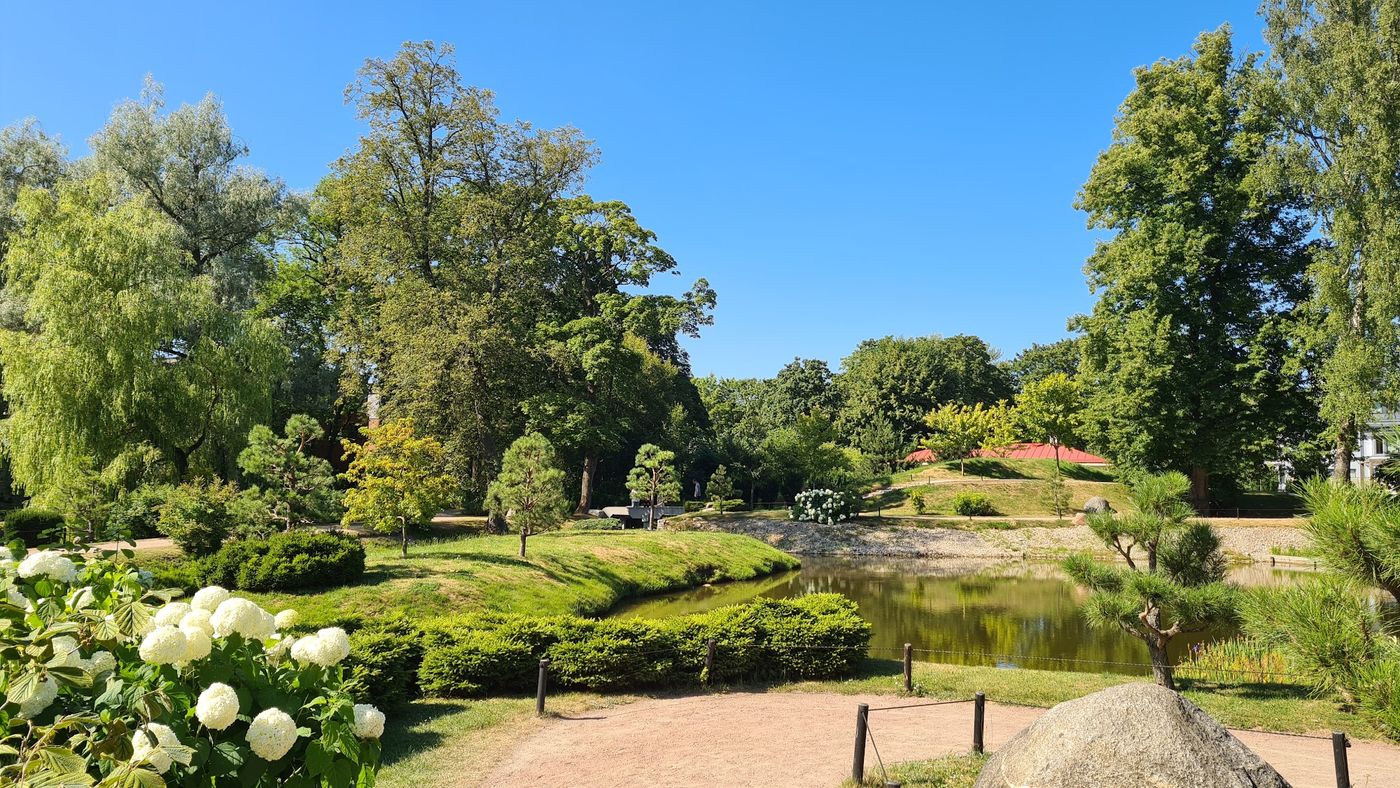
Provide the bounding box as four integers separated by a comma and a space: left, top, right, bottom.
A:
1226, 726, 1333, 741
868, 698, 974, 712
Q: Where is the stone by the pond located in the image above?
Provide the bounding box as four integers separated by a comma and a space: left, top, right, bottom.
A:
973, 683, 1289, 788
1083, 496, 1113, 514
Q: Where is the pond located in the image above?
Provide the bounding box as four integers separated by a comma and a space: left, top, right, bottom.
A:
611, 556, 1317, 676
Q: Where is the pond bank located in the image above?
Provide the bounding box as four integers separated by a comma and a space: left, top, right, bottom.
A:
670, 516, 1309, 562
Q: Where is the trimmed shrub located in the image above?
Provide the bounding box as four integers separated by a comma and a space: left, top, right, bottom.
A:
412, 593, 870, 696
3, 508, 66, 547
200, 530, 366, 592
157, 478, 241, 556
347, 617, 428, 708
951, 492, 997, 517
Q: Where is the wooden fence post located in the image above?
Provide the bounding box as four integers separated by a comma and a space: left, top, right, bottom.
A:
903, 643, 913, 692
972, 692, 986, 754
535, 658, 550, 716
1332, 731, 1350, 788
852, 703, 869, 782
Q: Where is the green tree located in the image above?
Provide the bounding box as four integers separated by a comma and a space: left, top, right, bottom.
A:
626, 443, 680, 530
341, 419, 456, 557
766, 358, 841, 428
157, 478, 242, 557
0, 119, 65, 259
1015, 373, 1084, 474
1297, 478, 1400, 604
1074, 28, 1313, 506
921, 402, 1016, 476
836, 334, 1013, 443
487, 432, 568, 557
760, 409, 853, 493
708, 464, 734, 513
237, 414, 340, 531
0, 172, 285, 497
1264, 0, 1400, 481
1063, 472, 1237, 688
1004, 338, 1080, 391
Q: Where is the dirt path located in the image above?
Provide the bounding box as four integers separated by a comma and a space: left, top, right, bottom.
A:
482, 692, 1400, 788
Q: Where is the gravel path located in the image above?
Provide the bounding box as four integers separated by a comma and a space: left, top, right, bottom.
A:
678, 517, 1309, 562
483, 691, 1399, 788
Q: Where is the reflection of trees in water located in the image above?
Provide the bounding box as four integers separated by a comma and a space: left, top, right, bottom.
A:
613, 556, 1284, 674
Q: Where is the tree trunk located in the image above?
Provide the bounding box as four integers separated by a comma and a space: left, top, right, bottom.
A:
1189, 466, 1209, 513
399, 520, 408, 559
1333, 419, 1355, 484
485, 511, 508, 535
1143, 607, 1174, 689
519, 529, 528, 558
576, 454, 598, 515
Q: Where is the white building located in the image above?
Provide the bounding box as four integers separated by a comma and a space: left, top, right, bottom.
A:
1350, 409, 1400, 482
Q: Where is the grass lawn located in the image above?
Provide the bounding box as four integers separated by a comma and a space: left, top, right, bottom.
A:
844, 753, 988, 788
886, 459, 1117, 487
867, 478, 1129, 517
207, 530, 799, 627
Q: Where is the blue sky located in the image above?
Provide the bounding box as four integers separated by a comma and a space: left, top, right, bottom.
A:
0, 1, 1267, 378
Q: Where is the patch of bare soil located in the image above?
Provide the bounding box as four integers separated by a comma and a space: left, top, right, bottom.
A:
481, 692, 1400, 788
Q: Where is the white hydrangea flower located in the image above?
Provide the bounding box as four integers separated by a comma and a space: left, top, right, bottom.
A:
181, 624, 212, 662
195, 683, 240, 730
0, 546, 12, 561
211, 598, 275, 640
246, 707, 298, 761
90, 650, 116, 676
138, 625, 188, 665
352, 704, 385, 739
290, 627, 350, 667
180, 608, 214, 636
131, 722, 187, 774
274, 609, 298, 629
17, 550, 77, 583
67, 585, 95, 609
51, 636, 83, 667
191, 586, 230, 612
153, 602, 192, 627
17, 676, 57, 718
267, 634, 295, 660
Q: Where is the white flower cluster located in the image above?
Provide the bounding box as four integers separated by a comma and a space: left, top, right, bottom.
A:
195, 682, 240, 730
138, 626, 189, 665
790, 489, 857, 525
247, 707, 298, 761
289, 627, 351, 667
17, 550, 78, 583
211, 597, 276, 640
0, 546, 15, 572
353, 703, 385, 739
131, 723, 189, 774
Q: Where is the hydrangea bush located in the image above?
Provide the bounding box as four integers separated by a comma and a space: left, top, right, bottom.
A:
789, 489, 859, 525
0, 543, 385, 786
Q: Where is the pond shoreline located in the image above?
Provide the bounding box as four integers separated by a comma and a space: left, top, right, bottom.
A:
670, 516, 1310, 562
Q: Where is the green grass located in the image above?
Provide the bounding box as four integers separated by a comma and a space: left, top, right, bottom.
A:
216, 530, 800, 627
887, 459, 1117, 486
867, 478, 1128, 517
843, 753, 988, 788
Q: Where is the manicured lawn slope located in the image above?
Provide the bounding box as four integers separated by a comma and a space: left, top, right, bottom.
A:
240, 530, 800, 626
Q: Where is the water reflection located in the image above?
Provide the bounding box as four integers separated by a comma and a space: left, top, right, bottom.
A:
611, 556, 1322, 676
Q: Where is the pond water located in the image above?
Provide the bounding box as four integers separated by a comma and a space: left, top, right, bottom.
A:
611, 556, 1317, 676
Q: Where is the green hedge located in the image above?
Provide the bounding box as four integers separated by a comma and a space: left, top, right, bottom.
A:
348, 594, 870, 703
200, 530, 366, 592
951, 492, 997, 517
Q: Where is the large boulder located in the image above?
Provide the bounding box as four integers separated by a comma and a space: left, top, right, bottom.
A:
1082, 496, 1113, 515
973, 683, 1289, 788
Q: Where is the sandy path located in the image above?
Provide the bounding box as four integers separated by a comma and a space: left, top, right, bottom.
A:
482, 692, 1400, 788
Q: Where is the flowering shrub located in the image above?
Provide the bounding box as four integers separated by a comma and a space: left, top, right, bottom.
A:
0, 543, 385, 785
789, 489, 859, 525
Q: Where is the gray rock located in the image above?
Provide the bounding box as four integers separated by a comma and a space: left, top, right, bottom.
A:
973, 683, 1289, 788
1083, 496, 1113, 514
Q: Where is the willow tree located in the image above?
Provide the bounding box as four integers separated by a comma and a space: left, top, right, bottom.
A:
1264, 0, 1400, 481
1074, 27, 1313, 505
1064, 472, 1237, 688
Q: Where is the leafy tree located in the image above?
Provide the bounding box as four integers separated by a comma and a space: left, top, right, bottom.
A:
626, 444, 680, 530
341, 419, 456, 557
695, 375, 772, 502
1264, 0, 1400, 481
760, 409, 853, 493
767, 358, 841, 428
487, 432, 568, 557
836, 334, 1012, 443
1063, 472, 1237, 688
1073, 27, 1313, 505
921, 402, 1016, 476
708, 464, 734, 513
0, 119, 65, 258
1297, 478, 1400, 604
157, 478, 243, 557
1015, 373, 1084, 473
1042, 474, 1072, 519
237, 414, 340, 530
1004, 339, 1080, 390
0, 172, 285, 497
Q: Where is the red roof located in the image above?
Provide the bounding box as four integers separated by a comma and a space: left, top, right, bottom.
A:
903, 442, 1107, 465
